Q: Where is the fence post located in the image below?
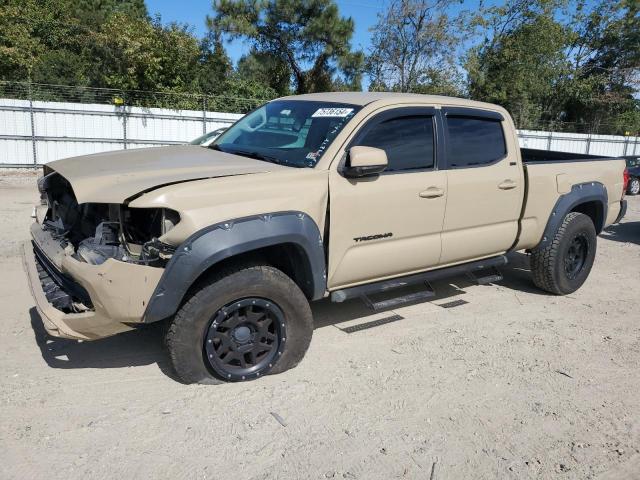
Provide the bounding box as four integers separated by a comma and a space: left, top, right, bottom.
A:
546, 131, 552, 151
623, 136, 629, 156
586, 134, 592, 155
202, 96, 207, 135
122, 107, 128, 150
28, 82, 37, 166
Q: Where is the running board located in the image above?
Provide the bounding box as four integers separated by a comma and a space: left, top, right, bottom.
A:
330, 255, 508, 307
466, 266, 503, 285
361, 282, 435, 311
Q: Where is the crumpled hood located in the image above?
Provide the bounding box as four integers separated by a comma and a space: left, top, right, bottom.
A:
47, 145, 283, 203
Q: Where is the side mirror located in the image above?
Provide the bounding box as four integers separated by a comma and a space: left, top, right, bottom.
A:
343, 146, 388, 178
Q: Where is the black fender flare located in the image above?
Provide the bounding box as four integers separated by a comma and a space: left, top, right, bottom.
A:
536, 181, 608, 250
143, 211, 326, 323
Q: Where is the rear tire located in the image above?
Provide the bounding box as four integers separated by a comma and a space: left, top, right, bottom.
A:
165, 265, 313, 384
628, 177, 640, 195
530, 212, 597, 295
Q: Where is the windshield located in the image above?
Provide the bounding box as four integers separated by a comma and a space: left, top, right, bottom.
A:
212, 100, 360, 168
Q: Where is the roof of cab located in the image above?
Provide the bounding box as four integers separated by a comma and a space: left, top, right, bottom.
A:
276, 91, 504, 111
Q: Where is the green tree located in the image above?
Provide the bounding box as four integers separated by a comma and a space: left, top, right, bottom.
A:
69, 0, 148, 27
198, 31, 233, 95
466, 0, 572, 128
0, 0, 88, 82
208, 0, 364, 94
367, 0, 462, 95
92, 13, 201, 95
562, 0, 640, 132
465, 0, 638, 133
237, 50, 291, 96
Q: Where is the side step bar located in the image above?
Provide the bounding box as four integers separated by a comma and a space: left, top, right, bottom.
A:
360, 283, 436, 311
467, 266, 504, 285
330, 255, 508, 307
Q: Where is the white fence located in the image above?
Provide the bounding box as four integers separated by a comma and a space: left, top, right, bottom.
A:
0, 97, 638, 167
0, 98, 242, 167
518, 129, 639, 158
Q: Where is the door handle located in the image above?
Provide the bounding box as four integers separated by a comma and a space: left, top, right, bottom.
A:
498, 180, 517, 190
419, 187, 445, 198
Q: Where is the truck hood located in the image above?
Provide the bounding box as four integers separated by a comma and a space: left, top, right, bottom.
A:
47, 145, 284, 204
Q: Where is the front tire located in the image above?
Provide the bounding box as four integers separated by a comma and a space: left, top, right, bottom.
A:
165, 265, 313, 384
530, 212, 597, 295
628, 177, 640, 195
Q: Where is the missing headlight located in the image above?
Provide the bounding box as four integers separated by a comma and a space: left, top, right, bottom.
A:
120, 207, 180, 245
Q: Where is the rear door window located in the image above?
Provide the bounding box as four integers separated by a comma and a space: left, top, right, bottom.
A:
446, 116, 506, 168
356, 116, 435, 172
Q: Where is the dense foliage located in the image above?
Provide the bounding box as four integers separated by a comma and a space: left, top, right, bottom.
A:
0, 0, 275, 111
465, 0, 639, 132
0, 0, 637, 132
209, 0, 363, 94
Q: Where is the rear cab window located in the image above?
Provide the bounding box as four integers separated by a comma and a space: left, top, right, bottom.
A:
444, 113, 507, 168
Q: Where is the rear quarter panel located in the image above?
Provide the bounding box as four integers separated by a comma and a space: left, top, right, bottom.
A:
515, 159, 626, 250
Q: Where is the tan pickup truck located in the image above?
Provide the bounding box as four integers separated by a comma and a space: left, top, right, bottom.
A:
24, 92, 628, 384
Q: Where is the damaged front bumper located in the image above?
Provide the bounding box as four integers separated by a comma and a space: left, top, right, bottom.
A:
23, 223, 164, 340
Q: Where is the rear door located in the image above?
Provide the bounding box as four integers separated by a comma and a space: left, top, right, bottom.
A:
327, 107, 447, 288
439, 108, 524, 264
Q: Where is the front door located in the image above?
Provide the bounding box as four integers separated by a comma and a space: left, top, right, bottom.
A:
328, 107, 447, 288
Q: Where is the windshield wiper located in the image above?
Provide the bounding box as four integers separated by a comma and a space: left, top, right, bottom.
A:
230, 149, 285, 165
212, 146, 304, 168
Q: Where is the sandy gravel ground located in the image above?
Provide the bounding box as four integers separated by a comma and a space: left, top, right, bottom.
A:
1, 173, 639, 480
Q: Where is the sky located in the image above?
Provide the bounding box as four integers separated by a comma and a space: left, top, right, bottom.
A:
145, 0, 393, 65
144, 0, 600, 89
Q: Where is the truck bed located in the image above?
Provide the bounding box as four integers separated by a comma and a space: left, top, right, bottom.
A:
514, 150, 627, 251
521, 148, 617, 163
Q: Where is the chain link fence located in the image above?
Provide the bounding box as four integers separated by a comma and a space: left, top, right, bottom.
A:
517, 119, 639, 136
0, 81, 272, 113
0, 81, 638, 167
0, 81, 275, 166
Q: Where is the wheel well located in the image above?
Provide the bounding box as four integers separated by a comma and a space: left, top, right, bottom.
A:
187, 243, 316, 301
571, 201, 604, 233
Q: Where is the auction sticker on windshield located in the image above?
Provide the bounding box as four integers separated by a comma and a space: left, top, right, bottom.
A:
312, 108, 354, 118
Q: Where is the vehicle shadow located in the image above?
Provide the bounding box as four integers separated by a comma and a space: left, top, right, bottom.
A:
29, 307, 180, 379
312, 251, 547, 328
27, 253, 545, 378
492, 251, 549, 295
601, 221, 640, 245
312, 281, 469, 328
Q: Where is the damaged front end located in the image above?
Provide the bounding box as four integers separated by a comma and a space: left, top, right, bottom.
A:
41, 172, 178, 269
25, 171, 174, 340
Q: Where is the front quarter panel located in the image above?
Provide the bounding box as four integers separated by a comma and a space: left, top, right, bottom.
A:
142, 212, 326, 323
128, 169, 329, 246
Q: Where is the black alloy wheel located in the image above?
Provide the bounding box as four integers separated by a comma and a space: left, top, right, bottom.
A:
204, 297, 285, 381
166, 265, 314, 384
530, 212, 597, 295
564, 233, 589, 279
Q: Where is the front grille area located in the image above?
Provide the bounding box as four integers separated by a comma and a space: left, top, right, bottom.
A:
32, 242, 93, 312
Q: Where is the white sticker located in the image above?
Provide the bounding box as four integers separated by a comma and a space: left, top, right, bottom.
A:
312, 107, 354, 118
280, 109, 291, 116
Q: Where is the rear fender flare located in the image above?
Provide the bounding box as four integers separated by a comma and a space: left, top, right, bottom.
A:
143, 211, 326, 323
536, 182, 607, 249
